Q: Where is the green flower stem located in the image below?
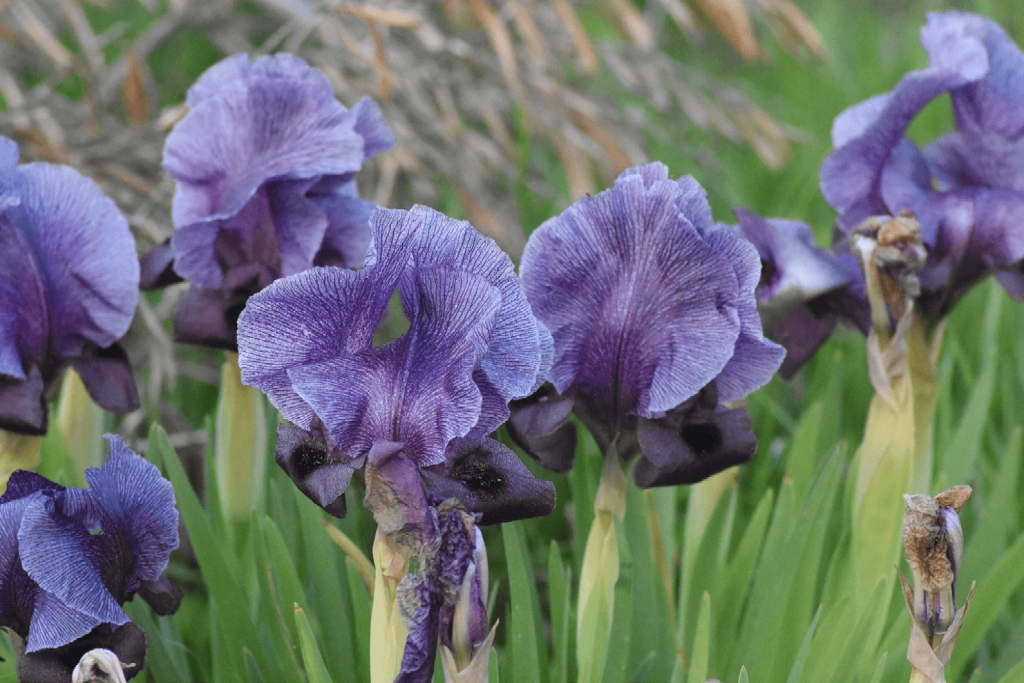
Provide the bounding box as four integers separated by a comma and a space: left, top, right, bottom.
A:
56, 368, 106, 479
370, 527, 410, 683
215, 352, 268, 520
853, 310, 939, 605
577, 446, 627, 683
0, 430, 41, 494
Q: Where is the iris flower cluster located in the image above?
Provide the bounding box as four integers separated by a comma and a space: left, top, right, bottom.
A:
0, 435, 178, 681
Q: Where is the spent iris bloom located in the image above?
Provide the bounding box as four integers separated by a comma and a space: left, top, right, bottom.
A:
728, 208, 869, 377
237, 205, 555, 680
0, 136, 139, 437
0, 435, 179, 680
140, 52, 394, 350
513, 163, 785, 488
820, 11, 1024, 320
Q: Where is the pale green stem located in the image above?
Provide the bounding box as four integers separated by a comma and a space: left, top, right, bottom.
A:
370, 527, 410, 683
0, 430, 41, 494
215, 353, 268, 520
577, 445, 627, 683
56, 368, 106, 476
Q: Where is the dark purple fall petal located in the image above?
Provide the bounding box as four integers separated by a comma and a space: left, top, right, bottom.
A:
421, 437, 556, 525
72, 344, 140, 415
0, 436, 179, 653
274, 421, 356, 518
0, 136, 139, 434
16, 621, 147, 683
633, 384, 757, 488
506, 385, 578, 473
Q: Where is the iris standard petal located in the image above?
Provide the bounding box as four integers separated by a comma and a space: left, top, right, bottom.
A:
75, 435, 179, 596
922, 12, 1024, 140
820, 41, 988, 230
287, 268, 500, 467
14, 164, 138, 358
701, 225, 785, 403
521, 162, 745, 423
165, 54, 365, 229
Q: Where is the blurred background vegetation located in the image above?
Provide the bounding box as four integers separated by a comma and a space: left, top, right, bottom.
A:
2, 1, 1024, 682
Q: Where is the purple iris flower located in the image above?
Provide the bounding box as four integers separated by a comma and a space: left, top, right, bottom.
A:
728, 209, 869, 377
238, 205, 554, 679
513, 163, 785, 487
237, 204, 555, 522
140, 52, 394, 350
0, 435, 179, 680
820, 11, 1024, 319
0, 136, 139, 436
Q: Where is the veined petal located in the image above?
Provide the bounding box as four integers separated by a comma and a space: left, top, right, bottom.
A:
287, 267, 500, 466
17, 493, 128, 638
701, 225, 784, 402
71, 435, 179, 597
521, 162, 745, 423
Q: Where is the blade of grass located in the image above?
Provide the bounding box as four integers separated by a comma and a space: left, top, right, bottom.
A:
505, 520, 545, 683
296, 604, 335, 683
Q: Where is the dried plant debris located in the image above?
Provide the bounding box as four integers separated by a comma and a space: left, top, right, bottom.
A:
0, 0, 820, 440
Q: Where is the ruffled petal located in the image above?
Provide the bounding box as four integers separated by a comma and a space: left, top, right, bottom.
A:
922, 12, 1024, 140
165, 53, 365, 229
287, 267, 499, 466
380, 206, 548, 436
17, 493, 128, 638
520, 162, 744, 423
73, 435, 179, 597
421, 437, 556, 525
701, 225, 785, 402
